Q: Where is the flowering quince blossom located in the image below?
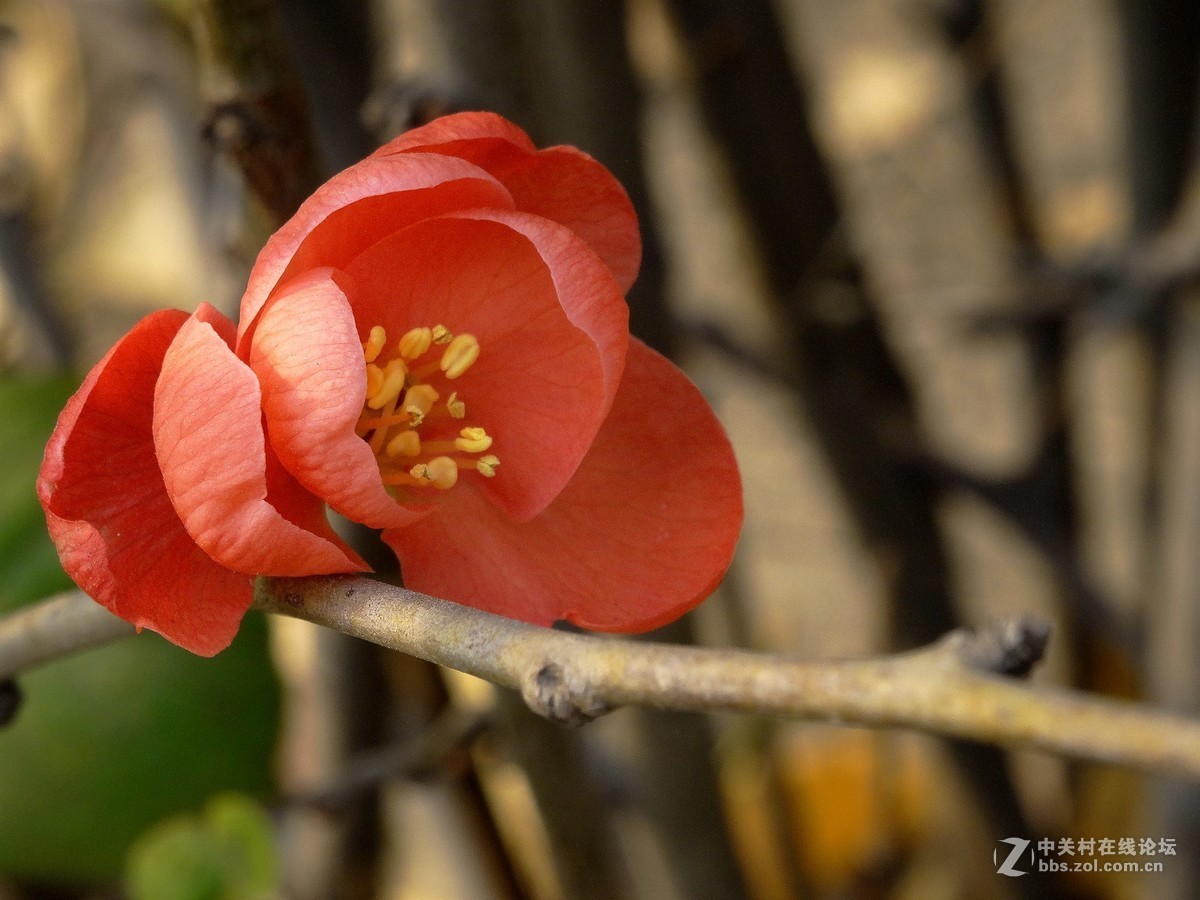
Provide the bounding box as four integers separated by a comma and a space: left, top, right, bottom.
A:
37, 112, 743, 656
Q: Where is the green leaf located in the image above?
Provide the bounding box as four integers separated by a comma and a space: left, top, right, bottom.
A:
126, 819, 227, 900
0, 376, 280, 885
125, 793, 280, 900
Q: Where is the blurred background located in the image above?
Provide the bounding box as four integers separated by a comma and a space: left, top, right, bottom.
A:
2, 0, 1199, 897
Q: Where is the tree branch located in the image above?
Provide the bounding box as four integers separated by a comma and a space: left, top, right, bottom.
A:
3, 578, 1200, 780
278, 706, 492, 813
0, 590, 134, 677
192, 0, 324, 222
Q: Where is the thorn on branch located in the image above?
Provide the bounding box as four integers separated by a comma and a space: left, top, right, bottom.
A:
201, 92, 320, 222
956, 617, 1052, 677
203, 101, 267, 154
0, 679, 22, 727
522, 662, 611, 726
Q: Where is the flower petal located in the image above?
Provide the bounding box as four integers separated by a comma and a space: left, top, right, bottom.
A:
37, 309, 251, 655
384, 339, 743, 630
342, 214, 628, 520
371, 111, 537, 156
248, 268, 427, 529
154, 308, 368, 575
238, 153, 514, 347
482, 147, 640, 294
455, 207, 629, 406
377, 113, 640, 292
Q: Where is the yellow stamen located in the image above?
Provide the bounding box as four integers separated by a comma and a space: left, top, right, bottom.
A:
367, 358, 408, 410
398, 327, 433, 360
410, 456, 459, 489
440, 334, 481, 380
385, 430, 421, 457
360, 321, 497, 491
401, 383, 439, 426
455, 426, 493, 453
365, 363, 384, 402
363, 326, 387, 363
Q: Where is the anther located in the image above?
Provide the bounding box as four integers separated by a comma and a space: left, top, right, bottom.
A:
401, 383, 439, 426
475, 455, 500, 477
446, 392, 466, 419
431, 324, 453, 344
365, 363, 384, 401
440, 334, 480, 380
367, 359, 408, 410
398, 327, 433, 360
455, 426, 493, 453
411, 456, 459, 489
385, 430, 421, 457
363, 326, 387, 363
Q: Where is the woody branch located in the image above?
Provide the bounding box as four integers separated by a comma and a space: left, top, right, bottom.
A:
2, 577, 1199, 780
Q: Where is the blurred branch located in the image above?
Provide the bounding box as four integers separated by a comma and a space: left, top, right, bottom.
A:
0, 29, 72, 368
366, 0, 525, 134
492, 687, 630, 899
280, 706, 491, 813
0, 589, 134, 678
192, 0, 323, 221
4, 579, 1200, 780
0, 188, 72, 369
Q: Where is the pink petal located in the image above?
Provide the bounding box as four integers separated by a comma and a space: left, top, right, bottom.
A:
384, 339, 743, 631
343, 213, 628, 520
37, 308, 252, 655
154, 309, 367, 575
248, 268, 428, 529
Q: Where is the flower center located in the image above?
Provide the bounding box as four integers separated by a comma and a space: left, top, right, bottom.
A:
356, 323, 499, 492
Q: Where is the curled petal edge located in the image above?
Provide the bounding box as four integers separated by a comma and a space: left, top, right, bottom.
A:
37, 307, 252, 655
154, 310, 367, 576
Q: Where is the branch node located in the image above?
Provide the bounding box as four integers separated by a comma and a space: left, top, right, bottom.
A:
521, 662, 611, 726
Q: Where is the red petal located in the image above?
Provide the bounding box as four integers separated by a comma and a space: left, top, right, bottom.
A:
484, 147, 640, 293
371, 111, 536, 156
37, 309, 251, 655
384, 339, 743, 631
343, 214, 628, 520
238, 153, 513, 347
379, 115, 640, 293
154, 310, 367, 575
456, 208, 628, 403
248, 268, 428, 529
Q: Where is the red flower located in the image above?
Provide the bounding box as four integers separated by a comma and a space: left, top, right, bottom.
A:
38, 112, 743, 656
